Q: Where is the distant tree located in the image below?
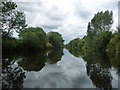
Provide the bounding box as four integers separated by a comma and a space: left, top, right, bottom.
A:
66, 38, 84, 57
0, 1, 27, 36
47, 32, 64, 49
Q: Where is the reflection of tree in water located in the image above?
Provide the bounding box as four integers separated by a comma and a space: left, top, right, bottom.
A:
2, 48, 64, 88
83, 51, 113, 90
83, 51, 111, 69
67, 48, 84, 57
2, 59, 26, 88
47, 48, 64, 64
18, 52, 47, 71
87, 63, 113, 90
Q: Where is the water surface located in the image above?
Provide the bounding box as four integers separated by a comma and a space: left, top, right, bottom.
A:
2, 49, 119, 89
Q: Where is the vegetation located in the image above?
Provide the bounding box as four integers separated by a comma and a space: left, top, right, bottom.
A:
66, 10, 118, 54
66, 10, 120, 76
1, 2, 27, 36
19, 27, 47, 50
66, 38, 84, 57
47, 32, 64, 49
1, 1, 120, 89
83, 10, 113, 52
1, 1, 64, 52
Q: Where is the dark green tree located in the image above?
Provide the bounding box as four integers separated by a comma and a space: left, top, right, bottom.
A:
47, 32, 64, 49
19, 27, 47, 50
0, 1, 27, 36
106, 28, 120, 75
83, 10, 113, 51
87, 10, 113, 34
66, 38, 84, 57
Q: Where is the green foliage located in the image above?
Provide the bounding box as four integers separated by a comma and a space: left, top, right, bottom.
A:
2, 35, 17, 51
47, 32, 64, 49
106, 30, 120, 74
87, 10, 113, 34
19, 27, 47, 50
66, 38, 84, 57
83, 10, 113, 52
1, 1, 27, 36
93, 31, 112, 52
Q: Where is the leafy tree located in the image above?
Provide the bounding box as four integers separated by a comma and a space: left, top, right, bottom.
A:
93, 31, 112, 52
2, 35, 17, 51
66, 38, 84, 57
83, 10, 113, 51
19, 27, 47, 50
106, 29, 120, 74
0, 1, 27, 36
87, 10, 113, 34
47, 32, 64, 49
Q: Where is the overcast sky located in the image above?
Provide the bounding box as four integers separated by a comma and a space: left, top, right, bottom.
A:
13, 0, 118, 43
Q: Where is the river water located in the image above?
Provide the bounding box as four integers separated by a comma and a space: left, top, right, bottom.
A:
2, 49, 119, 89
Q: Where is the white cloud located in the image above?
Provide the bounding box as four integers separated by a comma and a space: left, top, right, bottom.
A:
13, 0, 118, 43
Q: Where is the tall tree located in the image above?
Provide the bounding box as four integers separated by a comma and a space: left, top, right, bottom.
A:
0, 1, 27, 36
84, 10, 113, 51
87, 10, 113, 35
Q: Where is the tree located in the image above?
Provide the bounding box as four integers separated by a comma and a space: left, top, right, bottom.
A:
19, 27, 47, 50
66, 38, 84, 57
106, 29, 120, 74
0, 1, 27, 36
93, 31, 112, 52
84, 10, 113, 51
47, 32, 64, 49
87, 10, 113, 34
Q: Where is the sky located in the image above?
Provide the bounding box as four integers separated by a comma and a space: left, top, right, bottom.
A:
13, 0, 119, 44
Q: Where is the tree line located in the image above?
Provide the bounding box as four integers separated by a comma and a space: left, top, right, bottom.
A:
1, 1, 64, 52
66, 10, 120, 64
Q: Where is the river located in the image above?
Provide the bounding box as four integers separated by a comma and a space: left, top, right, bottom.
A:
2, 49, 119, 89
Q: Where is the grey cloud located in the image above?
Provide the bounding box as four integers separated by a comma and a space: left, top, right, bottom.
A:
102, 2, 118, 10
17, 2, 42, 12
41, 25, 60, 30
13, 0, 117, 43
73, 2, 92, 20
42, 6, 68, 21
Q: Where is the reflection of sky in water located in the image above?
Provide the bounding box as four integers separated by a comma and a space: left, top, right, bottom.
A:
110, 68, 118, 88
23, 49, 118, 88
